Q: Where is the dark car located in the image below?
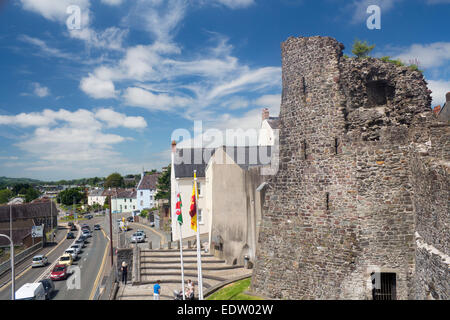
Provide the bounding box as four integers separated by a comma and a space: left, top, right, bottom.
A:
68, 222, 74, 227
39, 278, 55, 300
94, 224, 101, 230
126, 216, 134, 222
70, 225, 77, 232
66, 232, 75, 239
85, 214, 93, 219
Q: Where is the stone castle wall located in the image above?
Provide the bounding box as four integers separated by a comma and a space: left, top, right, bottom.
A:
251, 36, 446, 299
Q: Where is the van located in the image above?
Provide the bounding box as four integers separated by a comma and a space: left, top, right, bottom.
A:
15, 282, 46, 300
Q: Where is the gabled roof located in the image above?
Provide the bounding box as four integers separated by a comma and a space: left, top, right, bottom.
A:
222, 146, 273, 170
88, 189, 104, 197
116, 189, 137, 198
137, 174, 160, 190
173, 148, 216, 178
266, 117, 280, 129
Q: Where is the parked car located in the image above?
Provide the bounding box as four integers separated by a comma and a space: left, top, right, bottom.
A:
81, 224, 90, 230
85, 214, 93, 219
75, 238, 85, 247
31, 255, 48, 268
131, 233, 145, 243
64, 248, 78, 260
70, 225, 77, 232
66, 232, 75, 239
39, 278, 55, 300
94, 224, 101, 230
71, 244, 81, 254
15, 282, 46, 300
58, 254, 73, 266
50, 264, 69, 281
126, 216, 134, 222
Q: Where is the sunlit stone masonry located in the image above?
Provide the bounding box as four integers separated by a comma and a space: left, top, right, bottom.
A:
251, 36, 449, 300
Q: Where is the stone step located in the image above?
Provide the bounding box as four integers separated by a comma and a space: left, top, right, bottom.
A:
140, 258, 225, 264
140, 263, 243, 271
140, 275, 218, 288
140, 252, 214, 259
139, 271, 226, 282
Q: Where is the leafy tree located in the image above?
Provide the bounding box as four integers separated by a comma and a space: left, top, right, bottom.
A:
58, 188, 85, 206
104, 173, 124, 188
25, 188, 40, 203
155, 165, 170, 202
352, 39, 375, 59
0, 189, 13, 204
140, 209, 148, 219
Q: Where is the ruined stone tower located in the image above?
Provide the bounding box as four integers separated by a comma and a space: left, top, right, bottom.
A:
251, 36, 448, 299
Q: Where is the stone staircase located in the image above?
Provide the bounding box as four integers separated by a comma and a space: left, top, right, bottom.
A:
115, 248, 252, 300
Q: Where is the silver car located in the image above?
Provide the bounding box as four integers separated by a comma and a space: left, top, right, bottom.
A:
131, 233, 144, 243
64, 248, 78, 260
71, 244, 81, 255
31, 255, 48, 268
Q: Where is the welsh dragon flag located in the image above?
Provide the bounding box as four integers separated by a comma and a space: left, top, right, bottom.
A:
189, 172, 198, 232
175, 182, 183, 225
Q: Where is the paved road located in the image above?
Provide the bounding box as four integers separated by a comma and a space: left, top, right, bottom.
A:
0, 217, 108, 300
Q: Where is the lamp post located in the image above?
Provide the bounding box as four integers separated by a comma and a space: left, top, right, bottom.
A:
0, 234, 15, 300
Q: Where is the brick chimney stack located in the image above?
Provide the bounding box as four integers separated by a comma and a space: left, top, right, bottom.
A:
262, 108, 270, 121
446, 92, 450, 103
171, 140, 177, 153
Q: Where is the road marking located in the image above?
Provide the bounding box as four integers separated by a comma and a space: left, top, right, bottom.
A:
88, 229, 109, 300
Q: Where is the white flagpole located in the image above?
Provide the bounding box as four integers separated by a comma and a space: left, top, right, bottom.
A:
194, 170, 204, 300
172, 142, 185, 300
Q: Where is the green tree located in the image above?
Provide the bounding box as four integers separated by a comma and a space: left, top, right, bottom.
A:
352, 39, 375, 59
25, 188, 40, 203
58, 188, 84, 206
155, 165, 170, 202
104, 173, 124, 188
0, 189, 13, 204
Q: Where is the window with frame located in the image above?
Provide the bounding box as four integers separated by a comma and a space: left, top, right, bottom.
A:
198, 209, 203, 224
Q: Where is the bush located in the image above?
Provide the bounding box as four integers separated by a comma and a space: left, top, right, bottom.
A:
352, 39, 375, 59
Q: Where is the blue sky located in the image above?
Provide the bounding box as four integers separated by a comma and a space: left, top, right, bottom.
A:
0, 0, 449, 180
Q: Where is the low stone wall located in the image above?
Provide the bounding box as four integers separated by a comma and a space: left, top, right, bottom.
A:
116, 248, 133, 283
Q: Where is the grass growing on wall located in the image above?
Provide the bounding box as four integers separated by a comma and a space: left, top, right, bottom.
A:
206, 278, 263, 300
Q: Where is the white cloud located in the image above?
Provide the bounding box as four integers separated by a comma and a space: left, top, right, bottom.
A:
388, 42, 450, 69
254, 94, 281, 114
33, 83, 50, 97
101, 0, 123, 5
20, 0, 91, 23
80, 74, 118, 99
427, 80, 450, 106
214, 0, 255, 9
95, 108, 147, 129
123, 87, 191, 111
69, 27, 128, 51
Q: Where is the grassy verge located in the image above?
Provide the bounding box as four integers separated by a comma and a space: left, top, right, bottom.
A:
206, 278, 263, 300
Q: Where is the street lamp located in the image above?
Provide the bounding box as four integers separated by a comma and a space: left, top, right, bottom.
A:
0, 234, 15, 300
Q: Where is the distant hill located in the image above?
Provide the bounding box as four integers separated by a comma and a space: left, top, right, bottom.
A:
0, 176, 43, 187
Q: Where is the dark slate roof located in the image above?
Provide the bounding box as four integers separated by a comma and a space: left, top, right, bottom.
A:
0, 202, 57, 223
222, 146, 273, 170
137, 174, 160, 190
173, 148, 216, 178
266, 117, 280, 129
88, 189, 104, 197
116, 189, 137, 198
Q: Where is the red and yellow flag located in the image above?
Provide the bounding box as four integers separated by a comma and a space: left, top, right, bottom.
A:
189, 173, 198, 232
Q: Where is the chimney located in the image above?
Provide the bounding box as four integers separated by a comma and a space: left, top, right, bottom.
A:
433, 105, 441, 115
171, 140, 177, 153
262, 108, 270, 121
446, 92, 450, 103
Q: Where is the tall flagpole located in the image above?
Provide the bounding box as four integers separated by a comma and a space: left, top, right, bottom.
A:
194, 170, 204, 300
172, 142, 185, 300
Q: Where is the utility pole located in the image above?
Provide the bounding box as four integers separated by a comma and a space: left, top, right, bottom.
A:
9, 205, 15, 299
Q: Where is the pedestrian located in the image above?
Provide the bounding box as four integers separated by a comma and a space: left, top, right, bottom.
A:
121, 261, 128, 285
52, 232, 56, 243
185, 279, 194, 300
154, 280, 161, 300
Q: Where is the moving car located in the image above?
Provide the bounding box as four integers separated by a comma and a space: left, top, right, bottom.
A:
82, 229, 91, 238
58, 254, 73, 266
81, 224, 91, 231
15, 282, 46, 300
131, 232, 145, 243
71, 244, 81, 254
50, 264, 69, 281
94, 224, 101, 230
136, 230, 146, 238
126, 216, 134, 222
66, 232, 75, 239
31, 255, 48, 268
39, 278, 55, 300
70, 225, 77, 232
64, 248, 78, 260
